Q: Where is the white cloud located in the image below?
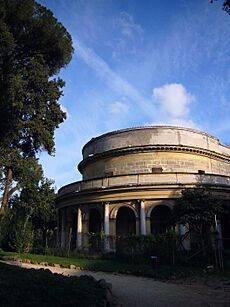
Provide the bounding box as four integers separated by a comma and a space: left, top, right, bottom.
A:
152, 83, 195, 119
74, 39, 156, 117
109, 101, 129, 114
144, 119, 200, 130
167, 118, 199, 129
149, 83, 199, 129
115, 12, 143, 39
109, 12, 144, 61
72, 40, 199, 129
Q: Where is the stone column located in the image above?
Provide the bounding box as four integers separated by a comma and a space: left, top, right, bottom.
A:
179, 224, 190, 250
104, 202, 110, 251
57, 209, 61, 247
215, 216, 223, 249
61, 208, 66, 249
146, 217, 151, 235
140, 200, 146, 235
64, 209, 73, 252
82, 210, 89, 251
77, 207, 82, 250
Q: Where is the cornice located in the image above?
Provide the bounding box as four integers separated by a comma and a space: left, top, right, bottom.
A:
56, 182, 230, 208
57, 172, 230, 197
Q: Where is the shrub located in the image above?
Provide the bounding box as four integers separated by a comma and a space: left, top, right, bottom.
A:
15, 220, 34, 253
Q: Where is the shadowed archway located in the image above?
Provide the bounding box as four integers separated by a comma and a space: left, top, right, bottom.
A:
150, 205, 171, 235
116, 206, 136, 236
89, 209, 102, 234
221, 213, 230, 249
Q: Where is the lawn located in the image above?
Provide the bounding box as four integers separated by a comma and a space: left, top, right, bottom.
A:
0, 249, 205, 279
1, 249, 229, 281
0, 249, 153, 275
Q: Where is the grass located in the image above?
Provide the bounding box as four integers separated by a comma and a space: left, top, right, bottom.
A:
0, 249, 154, 275
0, 249, 205, 279
0, 261, 107, 307
1, 249, 229, 280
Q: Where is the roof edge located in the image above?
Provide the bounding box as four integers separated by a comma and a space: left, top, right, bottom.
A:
82, 125, 220, 152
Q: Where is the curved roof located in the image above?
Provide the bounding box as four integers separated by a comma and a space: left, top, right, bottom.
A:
81, 126, 230, 161
82, 125, 219, 151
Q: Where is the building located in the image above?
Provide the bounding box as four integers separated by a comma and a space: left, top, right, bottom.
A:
56, 126, 230, 251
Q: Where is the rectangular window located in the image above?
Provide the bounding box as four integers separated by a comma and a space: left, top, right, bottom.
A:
152, 167, 163, 174
105, 171, 113, 177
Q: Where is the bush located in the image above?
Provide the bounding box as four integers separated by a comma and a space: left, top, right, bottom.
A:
116, 232, 178, 265
15, 220, 34, 253
0, 210, 17, 251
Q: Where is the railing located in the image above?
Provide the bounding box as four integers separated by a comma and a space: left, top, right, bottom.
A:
58, 173, 230, 196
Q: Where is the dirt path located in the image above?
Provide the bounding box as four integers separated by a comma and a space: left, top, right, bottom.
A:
1, 260, 230, 306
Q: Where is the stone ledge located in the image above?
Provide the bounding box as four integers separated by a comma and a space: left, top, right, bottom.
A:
58, 173, 230, 196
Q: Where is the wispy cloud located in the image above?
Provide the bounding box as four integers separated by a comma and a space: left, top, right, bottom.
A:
73, 39, 156, 118
115, 11, 143, 39
111, 11, 144, 61
73, 39, 200, 129
109, 100, 129, 114
153, 4, 224, 71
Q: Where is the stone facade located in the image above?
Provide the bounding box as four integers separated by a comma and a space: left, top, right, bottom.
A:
56, 126, 230, 251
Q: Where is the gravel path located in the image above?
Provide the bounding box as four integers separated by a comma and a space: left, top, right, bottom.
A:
1, 260, 230, 307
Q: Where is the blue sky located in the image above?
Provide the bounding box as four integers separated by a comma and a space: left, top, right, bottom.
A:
38, 0, 230, 190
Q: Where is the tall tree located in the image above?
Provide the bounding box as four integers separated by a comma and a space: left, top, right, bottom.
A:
0, 159, 57, 252
210, 1, 230, 14
223, 0, 230, 13
172, 189, 225, 232
172, 188, 229, 255
0, 0, 73, 213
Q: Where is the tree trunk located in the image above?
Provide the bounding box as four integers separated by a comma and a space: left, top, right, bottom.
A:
23, 207, 35, 231
1, 167, 13, 215
42, 226, 48, 248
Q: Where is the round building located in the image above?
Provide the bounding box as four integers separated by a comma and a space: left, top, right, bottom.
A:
56, 126, 230, 251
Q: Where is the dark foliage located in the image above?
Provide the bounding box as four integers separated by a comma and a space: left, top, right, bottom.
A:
0, 0, 73, 211
172, 189, 228, 232
0, 262, 106, 306
223, 0, 230, 13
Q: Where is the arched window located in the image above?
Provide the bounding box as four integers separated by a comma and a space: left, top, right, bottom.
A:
89, 209, 102, 234
116, 206, 136, 236
150, 205, 171, 235
221, 213, 230, 250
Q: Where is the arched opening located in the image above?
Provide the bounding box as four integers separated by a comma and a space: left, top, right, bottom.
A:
89, 209, 102, 234
88, 209, 102, 252
116, 206, 136, 236
150, 205, 171, 235
71, 209, 77, 250
221, 213, 230, 250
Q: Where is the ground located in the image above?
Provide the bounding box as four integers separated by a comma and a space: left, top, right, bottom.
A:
1, 260, 230, 306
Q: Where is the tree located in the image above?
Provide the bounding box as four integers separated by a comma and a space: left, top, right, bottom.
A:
172, 188, 229, 255
210, 1, 230, 14
0, 159, 56, 252
172, 189, 224, 230
223, 1, 230, 13
0, 0, 73, 213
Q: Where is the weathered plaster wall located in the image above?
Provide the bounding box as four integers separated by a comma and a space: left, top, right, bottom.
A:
82, 151, 230, 180
82, 126, 230, 158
